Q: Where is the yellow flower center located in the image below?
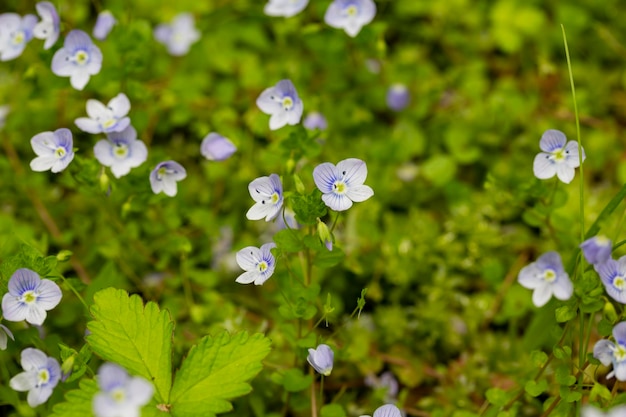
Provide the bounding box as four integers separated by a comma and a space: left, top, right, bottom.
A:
347, 5, 358, 16
271, 192, 280, 204
102, 119, 116, 129
597, 235, 610, 246
157, 167, 168, 178
282, 97, 293, 110
55, 147, 66, 158
37, 369, 50, 386
114, 144, 128, 158
75, 51, 89, 65
112, 388, 126, 403
258, 261, 268, 273
616, 345, 626, 362
552, 149, 565, 162
12, 31, 25, 45
333, 181, 346, 194
543, 269, 556, 283
615, 276, 626, 290
21, 290, 37, 304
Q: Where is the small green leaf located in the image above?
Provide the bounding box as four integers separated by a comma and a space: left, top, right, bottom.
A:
50, 379, 99, 417
280, 368, 314, 393
320, 404, 346, 417
314, 247, 345, 268
590, 382, 612, 401
273, 229, 304, 253
485, 388, 510, 407
530, 350, 548, 366
555, 306, 576, 323
558, 386, 582, 402
170, 331, 271, 417
87, 288, 173, 403
292, 190, 328, 226
555, 366, 576, 386
524, 379, 548, 397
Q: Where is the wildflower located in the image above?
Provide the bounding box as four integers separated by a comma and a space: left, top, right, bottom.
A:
200, 132, 237, 161
2, 268, 62, 326
33, 2, 60, 50
149, 161, 186, 197
93, 362, 154, 417
580, 235, 612, 265
317, 219, 333, 251
533, 129, 585, 184
51, 30, 102, 90
324, 0, 376, 38
361, 404, 403, 417
365, 371, 399, 399
517, 251, 573, 307
154, 13, 200, 56
235, 243, 277, 285
386, 84, 409, 111
313, 158, 374, 211
94, 125, 148, 178
303, 112, 328, 131
582, 405, 626, 417
0, 13, 37, 61
0, 324, 14, 350
264, 0, 309, 17
307, 344, 334, 376
594, 322, 626, 380
256, 79, 303, 130
246, 174, 284, 221
75, 94, 130, 134
93, 11, 117, 41
596, 256, 626, 304
10, 348, 61, 407
30, 128, 75, 173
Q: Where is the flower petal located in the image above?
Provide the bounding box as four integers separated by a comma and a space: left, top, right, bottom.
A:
75, 117, 102, 134
322, 192, 353, 211
8, 269, 40, 295
313, 163, 338, 194
531, 284, 553, 307
235, 271, 258, 284
10, 371, 37, 392
555, 163, 574, 184
21, 347, 48, 370
109, 93, 130, 118
614, 322, 626, 346
236, 246, 261, 271
539, 129, 566, 152
552, 276, 573, 300
533, 153, 556, 180
126, 376, 154, 406
246, 203, 275, 221
346, 184, 374, 203
373, 404, 402, 417
70, 71, 91, 90
564, 141, 585, 168
593, 339, 615, 366
35, 279, 62, 310
337, 158, 368, 186
27, 385, 54, 407
2, 293, 29, 322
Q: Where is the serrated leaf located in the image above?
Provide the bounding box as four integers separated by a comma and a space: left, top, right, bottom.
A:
170, 331, 271, 417
273, 229, 304, 253
0, 243, 53, 288
86, 288, 173, 403
50, 379, 99, 417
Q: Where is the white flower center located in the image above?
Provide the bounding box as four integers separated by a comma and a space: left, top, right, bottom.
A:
597, 236, 610, 246
271, 192, 280, 204
332, 181, 347, 194
55, 147, 66, 158
113, 143, 129, 159
542, 269, 556, 283
20, 290, 38, 305
73, 50, 89, 65
102, 118, 117, 129
36, 368, 50, 387
282, 97, 293, 111
111, 388, 126, 403
157, 167, 168, 179
257, 261, 268, 273
12, 30, 25, 45
615, 344, 626, 362
614, 276, 626, 290
346, 5, 358, 16
550, 149, 567, 162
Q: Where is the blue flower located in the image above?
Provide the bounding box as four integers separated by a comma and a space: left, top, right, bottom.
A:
235, 243, 277, 285
256, 79, 303, 130
0, 13, 37, 61
533, 129, 585, 184
307, 344, 334, 376
2, 268, 63, 326
154, 13, 200, 56
29, 128, 75, 173
386, 84, 409, 111
596, 256, 626, 304
9, 348, 61, 407
303, 112, 328, 131
594, 322, 626, 381
33, 2, 60, 50
94, 125, 148, 178
93, 11, 117, 41
51, 30, 102, 90
362, 404, 403, 417
246, 174, 284, 221
324, 0, 376, 38
93, 363, 153, 417
0, 324, 14, 350
517, 251, 573, 307
313, 158, 374, 211
264, 0, 309, 17
580, 235, 612, 265
150, 161, 187, 197
75, 93, 131, 134
200, 132, 237, 161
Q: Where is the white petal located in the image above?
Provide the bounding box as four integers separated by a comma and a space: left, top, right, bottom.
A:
161, 179, 178, 197
539, 129, 566, 152
532, 284, 553, 307
533, 153, 556, 180
35, 279, 62, 310
25, 304, 47, 325
21, 348, 48, 370
322, 193, 353, 211
552, 277, 573, 300
338, 158, 368, 186
86, 99, 109, 119
564, 141, 584, 168
269, 111, 290, 130
27, 385, 54, 407
256, 87, 278, 114
126, 377, 154, 406
50, 153, 74, 173
94, 140, 115, 166
344, 20, 363, 37
109, 93, 130, 118
10, 371, 37, 391
2, 293, 29, 322
70, 71, 91, 90
555, 164, 574, 184
593, 339, 615, 366
246, 202, 275, 221
236, 246, 261, 270
518, 263, 542, 289
346, 184, 374, 203
235, 271, 258, 284
30, 156, 57, 172
313, 163, 338, 193
30, 132, 56, 156
75, 117, 103, 134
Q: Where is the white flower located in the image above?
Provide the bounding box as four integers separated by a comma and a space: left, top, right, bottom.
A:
51, 30, 102, 90
307, 344, 334, 376
149, 160, 187, 197
0, 324, 14, 350
93, 11, 117, 41
75, 93, 131, 134
264, 0, 309, 17
0, 13, 38, 61
10, 348, 61, 407
533, 129, 585, 184
33, 2, 60, 50
246, 174, 284, 221
93, 363, 154, 417
200, 132, 237, 161
2, 268, 63, 325
517, 251, 573, 307
256, 79, 303, 130
154, 13, 200, 56
324, 0, 377, 38
235, 243, 277, 285
313, 158, 374, 211
94, 125, 148, 178
29, 128, 75, 173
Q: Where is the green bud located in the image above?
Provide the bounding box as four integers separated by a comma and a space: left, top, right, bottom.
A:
56, 250, 73, 262
61, 355, 75, 377
293, 174, 306, 194
317, 219, 333, 251
286, 158, 296, 174
604, 301, 618, 323
99, 170, 110, 194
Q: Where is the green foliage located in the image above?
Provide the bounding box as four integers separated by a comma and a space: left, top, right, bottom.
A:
49, 379, 99, 417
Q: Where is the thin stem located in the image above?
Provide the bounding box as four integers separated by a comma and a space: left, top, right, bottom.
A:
330, 211, 341, 233
310, 367, 318, 417
319, 375, 325, 409
58, 274, 89, 311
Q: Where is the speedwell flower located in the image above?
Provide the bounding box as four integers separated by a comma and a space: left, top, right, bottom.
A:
94, 125, 148, 178
33, 2, 60, 50
517, 251, 573, 307
533, 129, 585, 184
154, 13, 200, 56
0, 13, 37, 61
360, 404, 403, 417
307, 344, 334, 376
324, 0, 376, 38
200, 132, 237, 161
594, 322, 626, 380
51, 30, 102, 90
93, 362, 154, 417
10, 348, 61, 407
93, 11, 117, 41
313, 158, 374, 211
0, 324, 14, 350
256, 79, 303, 130
150, 161, 186, 197
582, 405, 626, 417
246, 174, 283, 221
75, 93, 131, 134
596, 256, 626, 304
387, 84, 409, 111
2, 268, 63, 326
235, 243, 277, 285
264, 0, 309, 17
30, 128, 75, 173
303, 112, 328, 131
580, 235, 612, 266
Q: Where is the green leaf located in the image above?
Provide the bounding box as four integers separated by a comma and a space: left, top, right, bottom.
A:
485, 388, 510, 407
292, 190, 328, 226
555, 366, 576, 386
314, 247, 345, 268
530, 350, 548, 366
558, 386, 582, 402
279, 368, 313, 393
0, 243, 54, 288
555, 306, 576, 323
590, 382, 612, 401
86, 288, 173, 403
50, 379, 99, 417
524, 379, 548, 397
273, 229, 304, 253
170, 331, 271, 417
320, 404, 346, 417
